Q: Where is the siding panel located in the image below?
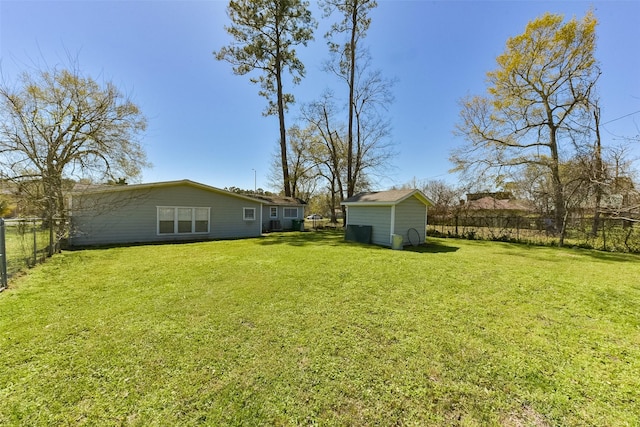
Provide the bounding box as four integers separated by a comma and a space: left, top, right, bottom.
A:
260, 206, 304, 232
394, 197, 427, 245
347, 206, 392, 246
70, 184, 262, 246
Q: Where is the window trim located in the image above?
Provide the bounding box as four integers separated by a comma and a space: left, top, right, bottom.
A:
157, 206, 210, 235
283, 207, 298, 219
270, 206, 278, 218
243, 207, 257, 221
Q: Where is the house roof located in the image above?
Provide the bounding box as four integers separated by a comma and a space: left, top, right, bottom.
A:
464, 196, 532, 211
247, 193, 306, 206
71, 179, 305, 206
341, 189, 433, 206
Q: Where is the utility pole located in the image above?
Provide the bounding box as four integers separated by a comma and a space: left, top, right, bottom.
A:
252, 169, 256, 193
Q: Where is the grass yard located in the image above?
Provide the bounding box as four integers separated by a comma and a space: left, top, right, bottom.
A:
1, 232, 639, 426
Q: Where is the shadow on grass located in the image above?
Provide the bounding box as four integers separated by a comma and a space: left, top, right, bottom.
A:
258, 229, 347, 247
465, 237, 640, 263
404, 240, 460, 254
569, 247, 640, 263
259, 232, 462, 254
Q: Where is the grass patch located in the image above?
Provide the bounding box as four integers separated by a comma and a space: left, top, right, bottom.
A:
1, 231, 639, 425
3, 221, 52, 277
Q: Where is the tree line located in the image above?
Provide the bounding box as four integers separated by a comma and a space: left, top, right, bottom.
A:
214, 0, 393, 223
215, 4, 638, 240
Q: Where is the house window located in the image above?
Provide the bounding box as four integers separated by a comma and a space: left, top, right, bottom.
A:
270, 207, 278, 218
158, 207, 176, 234
157, 207, 210, 234
284, 207, 298, 218
243, 207, 256, 221
177, 208, 192, 233
194, 208, 209, 232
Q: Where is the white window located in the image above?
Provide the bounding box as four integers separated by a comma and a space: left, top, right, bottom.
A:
243, 207, 256, 221
270, 207, 278, 218
157, 207, 210, 234
284, 207, 298, 218
194, 207, 210, 232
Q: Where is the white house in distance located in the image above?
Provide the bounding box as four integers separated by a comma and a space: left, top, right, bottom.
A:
341, 189, 433, 248
68, 180, 305, 247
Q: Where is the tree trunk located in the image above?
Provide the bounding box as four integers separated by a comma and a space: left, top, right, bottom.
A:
330, 176, 337, 223
275, 37, 291, 197
549, 129, 566, 246
346, 1, 358, 198
591, 108, 604, 236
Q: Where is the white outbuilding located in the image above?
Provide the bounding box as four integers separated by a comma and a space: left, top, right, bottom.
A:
341, 189, 433, 248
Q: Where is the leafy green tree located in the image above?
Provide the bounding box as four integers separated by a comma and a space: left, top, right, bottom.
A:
215, 0, 316, 197
0, 198, 10, 217
0, 65, 148, 250
452, 11, 600, 245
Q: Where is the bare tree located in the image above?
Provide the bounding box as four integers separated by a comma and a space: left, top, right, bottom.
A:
321, 0, 378, 198
285, 125, 320, 200
301, 49, 395, 220
267, 125, 320, 200
299, 92, 347, 220
0, 64, 148, 251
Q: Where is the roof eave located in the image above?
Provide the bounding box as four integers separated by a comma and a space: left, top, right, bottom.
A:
341, 189, 434, 207
70, 179, 264, 204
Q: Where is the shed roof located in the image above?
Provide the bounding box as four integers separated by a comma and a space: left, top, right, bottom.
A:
342, 189, 433, 206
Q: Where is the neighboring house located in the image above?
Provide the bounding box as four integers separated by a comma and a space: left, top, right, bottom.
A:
341, 189, 433, 247
463, 192, 532, 215
68, 180, 305, 247
460, 192, 534, 228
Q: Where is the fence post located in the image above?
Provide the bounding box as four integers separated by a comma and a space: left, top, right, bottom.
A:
0, 219, 7, 291
33, 219, 37, 266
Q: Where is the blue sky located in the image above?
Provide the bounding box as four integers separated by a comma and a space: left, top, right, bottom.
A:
1, 0, 639, 192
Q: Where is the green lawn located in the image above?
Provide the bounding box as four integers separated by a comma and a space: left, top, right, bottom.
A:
1, 232, 639, 426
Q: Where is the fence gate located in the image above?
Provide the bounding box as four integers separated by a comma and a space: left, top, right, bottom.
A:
0, 219, 7, 291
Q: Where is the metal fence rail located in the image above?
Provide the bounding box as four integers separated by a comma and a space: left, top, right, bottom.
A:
428, 214, 640, 252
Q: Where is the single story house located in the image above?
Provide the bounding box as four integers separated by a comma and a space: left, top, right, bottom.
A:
460, 192, 535, 229
463, 192, 532, 214
68, 180, 305, 247
249, 193, 307, 232
341, 189, 433, 248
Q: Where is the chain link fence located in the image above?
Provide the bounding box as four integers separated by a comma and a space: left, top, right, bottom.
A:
427, 214, 640, 253
0, 218, 62, 289
0, 219, 7, 291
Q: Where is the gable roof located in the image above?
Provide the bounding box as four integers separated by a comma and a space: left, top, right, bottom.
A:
71, 179, 304, 206
464, 196, 532, 211
341, 189, 433, 206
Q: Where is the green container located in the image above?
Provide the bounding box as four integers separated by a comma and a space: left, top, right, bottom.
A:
291, 219, 304, 231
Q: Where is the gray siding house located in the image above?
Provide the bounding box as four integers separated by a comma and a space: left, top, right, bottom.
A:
251, 194, 307, 232
69, 180, 305, 247
341, 189, 433, 247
